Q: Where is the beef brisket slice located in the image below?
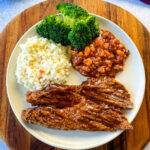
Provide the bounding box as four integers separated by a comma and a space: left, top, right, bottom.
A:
22, 98, 132, 131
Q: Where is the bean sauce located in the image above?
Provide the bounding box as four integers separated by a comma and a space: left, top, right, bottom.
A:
71, 29, 129, 77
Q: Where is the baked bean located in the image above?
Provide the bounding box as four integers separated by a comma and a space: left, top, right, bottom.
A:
102, 31, 109, 38
104, 43, 109, 49
94, 39, 102, 46
113, 39, 120, 44
104, 50, 111, 57
108, 53, 115, 59
78, 51, 83, 57
71, 29, 129, 77
105, 60, 112, 67
114, 64, 123, 71
82, 66, 90, 72
118, 44, 124, 49
90, 44, 95, 52
100, 49, 105, 57
84, 46, 91, 57
83, 58, 92, 66
116, 50, 125, 57
106, 67, 111, 71
97, 57, 101, 61
74, 56, 82, 65
98, 66, 105, 73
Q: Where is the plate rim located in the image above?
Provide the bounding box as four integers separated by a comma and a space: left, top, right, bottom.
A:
6, 13, 146, 149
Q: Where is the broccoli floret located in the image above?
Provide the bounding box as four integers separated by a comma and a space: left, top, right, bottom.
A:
47, 15, 71, 45
56, 3, 89, 28
56, 3, 88, 19
36, 3, 100, 49
56, 3, 100, 49
68, 21, 92, 50
68, 16, 100, 50
36, 18, 49, 39
36, 14, 71, 46
86, 16, 100, 39
60, 14, 77, 28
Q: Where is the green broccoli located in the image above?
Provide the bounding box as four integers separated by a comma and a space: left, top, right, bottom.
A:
68, 16, 100, 50
86, 16, 100, 39
56, 3, 89, 28
36, 18, 49, 39
56, 3, 88, 19
36, 3, 100, 49
68, 21, 92, 50
47, 15, 71, 45
36, 14, 71, 46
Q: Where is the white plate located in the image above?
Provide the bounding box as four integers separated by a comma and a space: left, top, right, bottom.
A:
6, 14, 145, 149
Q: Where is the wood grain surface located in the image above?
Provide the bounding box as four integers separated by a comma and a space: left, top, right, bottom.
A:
0, 0, 150, 150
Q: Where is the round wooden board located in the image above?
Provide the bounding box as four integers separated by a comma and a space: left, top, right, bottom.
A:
0, 0, 150, 149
